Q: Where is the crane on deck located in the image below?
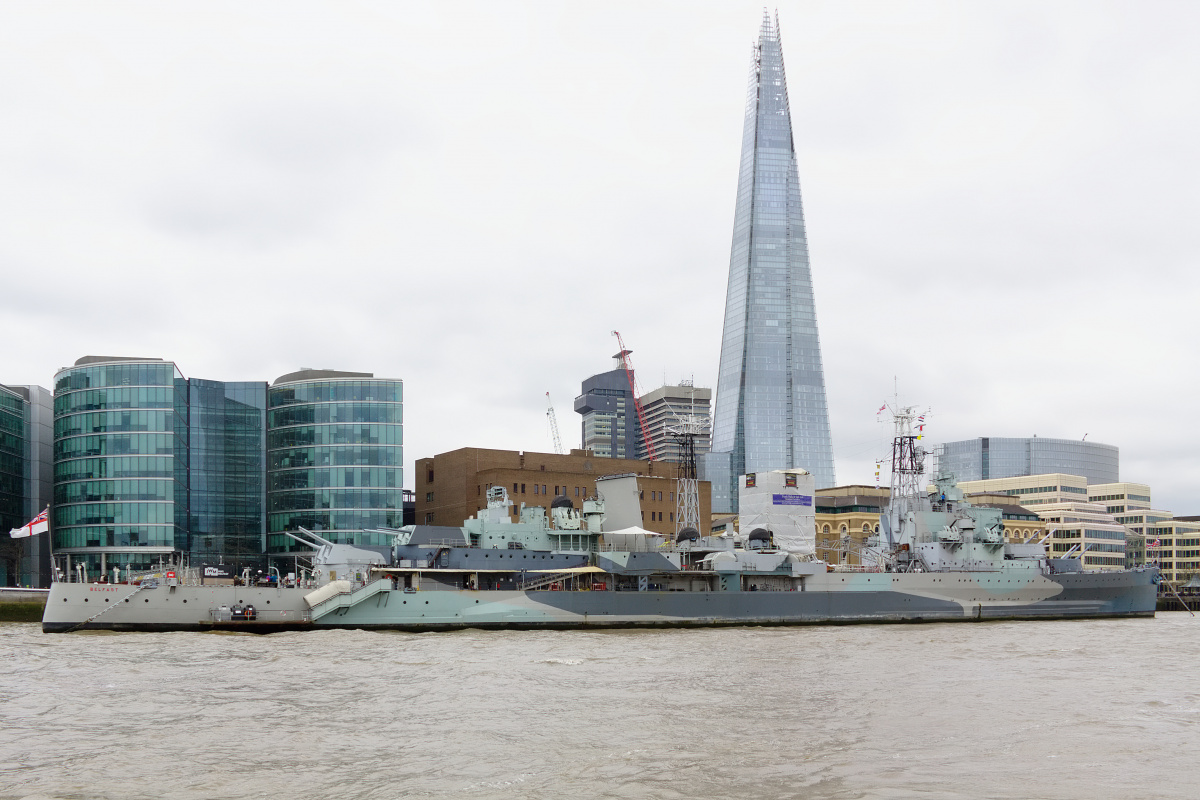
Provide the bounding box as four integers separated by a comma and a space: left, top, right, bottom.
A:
610, 330, 657, 461
545, 392, 564, 455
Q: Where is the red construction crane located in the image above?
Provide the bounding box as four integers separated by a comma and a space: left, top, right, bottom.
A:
610, 330, 657, 461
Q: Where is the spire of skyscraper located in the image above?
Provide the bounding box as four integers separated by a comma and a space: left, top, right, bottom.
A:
704, 12, 836, 513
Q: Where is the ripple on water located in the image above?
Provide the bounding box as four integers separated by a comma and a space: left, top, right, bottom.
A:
1, 614, 1199, 800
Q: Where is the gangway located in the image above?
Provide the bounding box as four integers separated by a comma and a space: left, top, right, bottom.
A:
306, 577, 392, 620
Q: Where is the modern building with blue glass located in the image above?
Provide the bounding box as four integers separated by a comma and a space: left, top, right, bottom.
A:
52, 357, 187, 578
51, 358, 401, 577
0, 382, 52, 586
187, 379, 268, 566
705, 13, 836, 513
938, 437, 1119, 485
267, 369, 404, 558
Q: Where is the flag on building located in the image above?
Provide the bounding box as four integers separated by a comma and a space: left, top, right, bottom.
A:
1149, 538, 1160, 548
9, 507, 48, 538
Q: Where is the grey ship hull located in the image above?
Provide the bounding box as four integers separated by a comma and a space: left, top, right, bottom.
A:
42, 568, 1157, 633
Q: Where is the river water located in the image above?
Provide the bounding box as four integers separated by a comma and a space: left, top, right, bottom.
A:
2, 614, 1198, 800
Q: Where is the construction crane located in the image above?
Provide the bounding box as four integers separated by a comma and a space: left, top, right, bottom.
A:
610, 330, 657, 461
545, 392, 564, 455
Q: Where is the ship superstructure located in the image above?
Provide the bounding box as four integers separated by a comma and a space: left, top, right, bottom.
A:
43, 433, 1158, 633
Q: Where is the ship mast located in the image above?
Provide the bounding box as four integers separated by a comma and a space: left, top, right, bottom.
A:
885, 403, 928, 547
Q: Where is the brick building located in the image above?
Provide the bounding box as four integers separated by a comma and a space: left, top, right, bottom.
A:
415, 448, 711, 536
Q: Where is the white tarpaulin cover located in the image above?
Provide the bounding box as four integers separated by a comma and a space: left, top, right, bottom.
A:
602, 527, 668, 552
738, 469, 816, 556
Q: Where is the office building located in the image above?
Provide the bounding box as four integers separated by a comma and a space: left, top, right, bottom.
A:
638, 384, 711, 465
938, 437, 1118, 484
415, 447, 710, 537
0, 383, 52, 586
575, 362, 640, 460
706, 13, 836, 513
1087, 482, 1151, 515
51, 358, 402, 576
188, 379, 268, 566
267, 369, 404, 556
52, 357, 188, 578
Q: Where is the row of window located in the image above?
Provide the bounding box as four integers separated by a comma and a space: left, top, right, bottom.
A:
268, 489, 404, 513
54, 525, 177, 549
267, 509, 403, 535
267, 403, 403, 429
54, 502, 175, 527
54, 386, 176, 417
55, 433, 177, 461
270, 445, 403, 471
0, 392, 24, 415
267, 424, 403, 449
0, 432, 25, 460
54, 410, 174, 439
270, 468, 401, 491
54, 456, 176, 482
55, 363, 178, 393
0, 409, 24, 437
55, 479, 176, 505
268, 382, 402, 409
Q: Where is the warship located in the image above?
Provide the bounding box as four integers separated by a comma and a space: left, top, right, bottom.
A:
42, 407, 1157, 633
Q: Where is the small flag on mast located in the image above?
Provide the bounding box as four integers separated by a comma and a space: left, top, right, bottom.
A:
9, 507, 48, 538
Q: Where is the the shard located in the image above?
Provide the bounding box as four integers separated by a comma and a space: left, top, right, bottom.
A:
705, 13, 836, 513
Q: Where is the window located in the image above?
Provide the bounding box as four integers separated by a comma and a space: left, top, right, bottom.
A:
513, 483, 518, 494
426, 469, 434, 483
534, 484, 539, 495
425, 492, 434, 502
521, 484, 526, 494
542, 485, 547, 494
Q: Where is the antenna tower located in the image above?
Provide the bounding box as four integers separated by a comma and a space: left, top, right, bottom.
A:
610, 330, 657, 461
667, 401, 706, 534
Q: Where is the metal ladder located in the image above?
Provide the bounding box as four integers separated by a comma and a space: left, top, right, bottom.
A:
518, 572, 565, 591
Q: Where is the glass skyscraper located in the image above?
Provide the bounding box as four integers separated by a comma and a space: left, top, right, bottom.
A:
705, 13, 836, 513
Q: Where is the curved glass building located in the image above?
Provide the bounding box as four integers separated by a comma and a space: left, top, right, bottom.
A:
267, 369, 403, 556
52, 357, 187, 576
938, 437, 1119, 485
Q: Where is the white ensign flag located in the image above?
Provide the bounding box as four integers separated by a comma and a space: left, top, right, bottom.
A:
9, 507, 48, 538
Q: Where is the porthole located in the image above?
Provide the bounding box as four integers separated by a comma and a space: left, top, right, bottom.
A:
124, 599, 129, 603
145, 599, 149, 603
84, 598, 89, 602
104, 598, 109, 603
183, 600, 187, 603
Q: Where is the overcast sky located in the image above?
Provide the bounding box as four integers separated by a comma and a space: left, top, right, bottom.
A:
2, 1, 1197, 512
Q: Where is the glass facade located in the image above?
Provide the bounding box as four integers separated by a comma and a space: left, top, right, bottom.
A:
267, 374, 403, 554
52, 359, 186, 574
939, 438, 1119, 484
706, 13, 836, 513
0, 387, 29, 585
188, 379, 267, 567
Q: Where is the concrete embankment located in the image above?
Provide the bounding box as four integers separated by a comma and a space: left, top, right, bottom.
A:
0, 588, 49, 622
